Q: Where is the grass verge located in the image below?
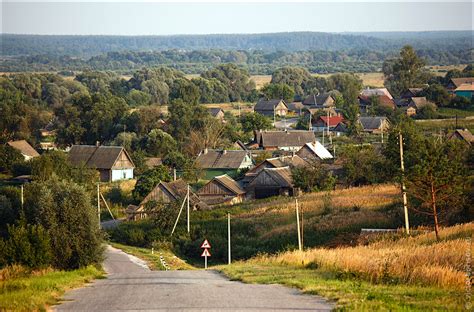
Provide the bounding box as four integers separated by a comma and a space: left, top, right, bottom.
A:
0, 265, 104, 311
110, 242, 195, 270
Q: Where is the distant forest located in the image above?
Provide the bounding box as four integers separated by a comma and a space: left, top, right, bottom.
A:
1, 31, 472, 74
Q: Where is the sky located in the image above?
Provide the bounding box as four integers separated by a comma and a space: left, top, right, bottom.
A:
1, 1, 473, 35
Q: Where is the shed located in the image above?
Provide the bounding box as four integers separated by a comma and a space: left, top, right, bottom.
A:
408, 97, 435, 110
247, 167, 297, 199
448, 129, 474, 145
197, 174, 246, 206
209, 107, 225, 121
302, 93, 335, 108
296, 142, 333, 162
7, 140, 40, 161
254, 130, 316, 151
254, 99, 288, 117
360, 88, 393, 100
68, 145, 135, 182
358, 117, 390, 133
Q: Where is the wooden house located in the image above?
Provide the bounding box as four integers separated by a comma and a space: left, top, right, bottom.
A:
254, 130, 315, 151
242, 155, 307, 186
68, 145, 134, 182
400, 88, 424, 99
195, 149, 253, 179
454, 83, 474, 99
446, 77, 474, 93
312, 115, 344, 132
296, 142, 333, 162
358, 117, 390, 134
408, 97, 436, 110
197, 174, 246, 206
448, 129, 474, 146
360, 88, 393, 100
302, 93, 335, 109
127, 179, 208, 221
209, 107, 225, 121
358, 94, 396, 113
7, 140, 40, 161
247, 167, 297, 199
287, 102, 305, 115
254, 99, 288, 117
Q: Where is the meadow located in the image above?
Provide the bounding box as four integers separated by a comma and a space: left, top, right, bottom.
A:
0, 265, 104, 311
219, 223, 473, 311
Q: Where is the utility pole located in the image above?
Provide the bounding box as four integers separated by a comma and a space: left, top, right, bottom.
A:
228, 213, 231, 265
20, 184, 24, 210
322, 128, 325, 146
295, 198, 302, 251
97, 183, 101, 229
327, 110, 332, 146
187, 184, 190, 233
173, 168, 177, 181
273, 105, 276, 127
301, 205, 304, 250
308, 112, 312, 131
171, 194, 188, 236
399, 133, 410, 235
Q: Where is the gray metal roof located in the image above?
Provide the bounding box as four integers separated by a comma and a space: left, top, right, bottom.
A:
68, 145, 134, 169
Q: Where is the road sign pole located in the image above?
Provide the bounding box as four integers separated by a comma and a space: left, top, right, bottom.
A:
204, 254, 207, 270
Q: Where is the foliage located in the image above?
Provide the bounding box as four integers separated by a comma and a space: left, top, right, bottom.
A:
0, 145, 24, 173
291, 163, 335, 192
271, 67, 326, 98
142, 129, 177, 157
0, 224, 52, 269
201, 64, 255, 102
23, 179, 103, 270
239, 112, 272, 134
383, 45, 430, 97
261, 83, 295, 102
132, 165, 172, 202
423, 84, 451, 107
415, 103, 438, 119
340, 145, 391, 186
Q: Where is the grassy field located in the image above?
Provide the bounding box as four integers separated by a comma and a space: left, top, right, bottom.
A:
110, 242, 194, 270
438, 107, 474, 118
218, 223, 473, 311
0, 265, 104, 311
415, 117, 474, 133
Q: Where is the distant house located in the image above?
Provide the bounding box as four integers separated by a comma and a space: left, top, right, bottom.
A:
302, 93, 335, 109
448, 129, 474, 146
402, 106, 418, 117
195, 149, 253, 179
209, 108, 225, 121
358, 94, 396, 113
247, 167, 297, 199
243, 155, 307, 186
7, 140, 40, 161
360, 88, 393, 100
296, 142, 333, 162
454, 83, 474, 99
312, 115, 344, 132
287, 102, 305, 115
68, 145, 135, 182
358, 117, 390, 134
446, 77, 474, 93
197, 174, 246, 206
254, 130, 316, 151
408, 97, 436, 110
400, 88, 424, 99
145, 157, 162, 168
254, 99, 288, 117
127, 179, 208, 221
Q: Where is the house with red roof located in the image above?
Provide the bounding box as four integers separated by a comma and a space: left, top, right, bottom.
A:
312, 115, 344, 132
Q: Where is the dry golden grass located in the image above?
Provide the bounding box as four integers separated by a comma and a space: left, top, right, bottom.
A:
202, 102, 254, 115
250, 223, 473, 290
250, 75, 272, 90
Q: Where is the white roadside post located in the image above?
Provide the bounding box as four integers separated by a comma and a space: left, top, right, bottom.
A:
97, 183, 101, 229
399, 132, 410, 235
20, 184, 24, 210
296, 198, 302, 251
187, 184, 190, 233
228, 213, 231, 265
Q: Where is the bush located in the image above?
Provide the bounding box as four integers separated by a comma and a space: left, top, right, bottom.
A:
24, 179, 103, 270
0, 223, 52, 269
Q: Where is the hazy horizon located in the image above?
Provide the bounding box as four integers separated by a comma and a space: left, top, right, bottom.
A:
2, 2, 473, 36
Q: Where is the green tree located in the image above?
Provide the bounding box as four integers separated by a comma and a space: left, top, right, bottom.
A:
132, 165, 172, 202
423, 84, 451, 107
239, 112, 272, 134
291, 162, 335, 192
0, 145, 24, 173
261, 83, 295, 102
405, 138, 468, 240
24, 179, 103, 269
383, 46, 430, 97
201, 64, 255, 102
341, 145, 390, 186
142, 129, 177, 157
126, 89, 151, 106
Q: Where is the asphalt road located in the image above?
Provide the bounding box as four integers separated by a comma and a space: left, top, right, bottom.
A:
54, 245, 333, 311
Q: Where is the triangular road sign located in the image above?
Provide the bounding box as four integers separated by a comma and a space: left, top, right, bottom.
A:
201, 239, 211, 249
201, 248, 211, 257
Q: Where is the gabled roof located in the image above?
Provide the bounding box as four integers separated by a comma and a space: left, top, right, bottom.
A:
254, 99, 287, 112
302, 93, 334, 107
455, 83, 474, 92
260, 167, 293, 188
315, 115, 344, 127
209, 107, 224, 117
358, 94, 395, 108
7, 140, 40, 158
265, 155, 308, 168
450, 77, 474, 88
409, 97, 434, 109
233, 140, 248, 151
258, 130, 315, 148
196, 150, 250, 169
68, 145, 134, 169
212, 175, 246, 195
360, 88, 393, 100
300, 142, 333, 160
287, 102, 305, 112
145, 157, 162, 168
449, 129, 474, 144
359, 117, 389, 130
140, 179, 208, 209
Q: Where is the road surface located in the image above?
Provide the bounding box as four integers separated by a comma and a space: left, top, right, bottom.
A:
54, 245, 333, 311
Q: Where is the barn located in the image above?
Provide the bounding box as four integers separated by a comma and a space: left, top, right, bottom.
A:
197, 174, 246, 206
247, 166, 298, 199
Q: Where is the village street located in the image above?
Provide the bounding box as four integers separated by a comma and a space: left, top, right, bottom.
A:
54, 245, 333, 311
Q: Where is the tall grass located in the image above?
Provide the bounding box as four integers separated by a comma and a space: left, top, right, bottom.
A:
249, 223, 473, 290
